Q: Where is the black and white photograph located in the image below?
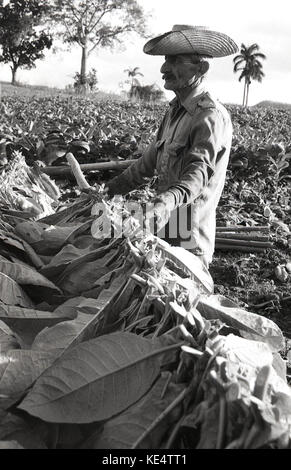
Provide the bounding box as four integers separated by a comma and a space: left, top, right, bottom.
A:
0, 0, 290, 452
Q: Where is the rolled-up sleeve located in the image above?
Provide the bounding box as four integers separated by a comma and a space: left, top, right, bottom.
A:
169, 108, 228, 206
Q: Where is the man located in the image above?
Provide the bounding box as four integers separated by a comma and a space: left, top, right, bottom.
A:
105, 25, 238, 268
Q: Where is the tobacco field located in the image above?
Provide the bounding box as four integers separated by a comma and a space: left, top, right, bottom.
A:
0, 92, 290, 449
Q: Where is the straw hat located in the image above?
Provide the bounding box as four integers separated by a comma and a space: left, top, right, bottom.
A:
143, 25, 238, 58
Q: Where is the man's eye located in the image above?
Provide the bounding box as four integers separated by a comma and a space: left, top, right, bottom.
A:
166, 57, 177, 64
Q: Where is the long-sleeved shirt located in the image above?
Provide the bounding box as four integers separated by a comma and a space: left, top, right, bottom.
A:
107, 85, 233, 264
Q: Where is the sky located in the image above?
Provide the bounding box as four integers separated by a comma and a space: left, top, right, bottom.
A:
0, 0, 291, 105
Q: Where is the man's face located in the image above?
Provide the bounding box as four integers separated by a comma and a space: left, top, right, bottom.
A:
160, 54, 201, 91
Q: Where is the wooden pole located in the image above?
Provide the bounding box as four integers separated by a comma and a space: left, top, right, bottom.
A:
42, 160, 135, 177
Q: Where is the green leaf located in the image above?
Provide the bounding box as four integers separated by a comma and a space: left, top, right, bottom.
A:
58, 245, 123, 295
19, 333, 179, 423
198, 295, 284, 352
14, 221, 81, 255
0, 320, 20, 353
56, 238, 121, 286
0, 273, 35, 308
40, 244, 92, 280
0, 230, 26, 254
0, 302, 75, 321
0, 440, 24, 449
0, 260, 61, 294
31, 275, 126, 354
0, 349, 57, 402
0, 302, 77, 347
81, 373, 184, 449
53, 297, 100, 318
196, 402, 221, 449
31, 313, 94, 354
223, 334, 273, 369
0, 412, 47, 449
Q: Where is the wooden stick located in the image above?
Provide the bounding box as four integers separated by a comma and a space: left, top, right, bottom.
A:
42, 159, 135, 177
216, 226, 270, 233
66, 152, 91, 190
215, 238, 272, 248
215, 233, 270, 242
215, 244, 266, 253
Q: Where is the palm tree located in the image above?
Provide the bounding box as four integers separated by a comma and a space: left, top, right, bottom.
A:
124, 67, 144, 88
233, 44, 266, 107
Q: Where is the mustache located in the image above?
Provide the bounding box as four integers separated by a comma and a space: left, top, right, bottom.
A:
162, 73, 175, 80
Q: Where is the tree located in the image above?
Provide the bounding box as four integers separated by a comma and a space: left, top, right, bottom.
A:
124, 66, 144, 88
0, 0, 53, 85
74, 67, 98, 92
53, 0, 149, 93
233, 43, 266, 107
130, 84, 165, 103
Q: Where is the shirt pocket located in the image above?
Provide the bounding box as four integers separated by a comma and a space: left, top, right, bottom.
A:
164, 139, 185, 179
155, 138, 185, 187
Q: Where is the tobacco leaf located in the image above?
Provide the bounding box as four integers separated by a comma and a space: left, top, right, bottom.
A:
90, 273, 130, 322
59, 261, 114, 295
268, 368, 291, 416
0, 302, 76, 321
54, 423, 87, 449
0, 273, 35, 308
157, 241, 214, 294
81, 373, 184, 449
56, 238, 121, 284
0, 320, 20, 353
195, 401, 221, 449
14, 221, 82, 255
198, 295, 284, 352
0, 440, 24, 449
0, 412, 48, 449
58, 247, 123, 295
14, 221, 48, 245
0, 302, 77, 347
29, 274, 127, 354
81, 270, 116, 299
272, 352, 287, 382
222, 334, 273, 369
39, 195, 93, 226
245, 422, 290, 450
0, 259, 61, 294
0, 349, 57, 403
63, 220, 93, 246
19, 333, 177, 424
31, 313, 94, 354
0, 230, 26, 253
53, 297, 99, 318
39, 244, 93, 280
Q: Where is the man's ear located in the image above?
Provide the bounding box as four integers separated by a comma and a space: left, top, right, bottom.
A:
199, 61, 210, 76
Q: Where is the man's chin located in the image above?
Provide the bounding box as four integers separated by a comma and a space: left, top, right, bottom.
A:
163, 81, 175, 90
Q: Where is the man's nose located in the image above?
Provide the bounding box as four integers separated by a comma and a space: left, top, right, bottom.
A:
160, 61, 170, 73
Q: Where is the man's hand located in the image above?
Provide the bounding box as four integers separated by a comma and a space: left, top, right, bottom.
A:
146, 191, 176, 233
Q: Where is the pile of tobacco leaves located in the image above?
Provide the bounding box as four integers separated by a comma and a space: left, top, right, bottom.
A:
0, 159, 290, 449
0, 95, 290, 449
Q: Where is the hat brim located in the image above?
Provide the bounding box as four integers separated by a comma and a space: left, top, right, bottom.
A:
143, 29, 238, 58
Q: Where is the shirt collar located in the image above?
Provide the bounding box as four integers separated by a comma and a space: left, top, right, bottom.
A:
170, 83, 207, 115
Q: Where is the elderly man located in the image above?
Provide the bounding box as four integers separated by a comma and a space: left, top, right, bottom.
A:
106, 25, 238, 268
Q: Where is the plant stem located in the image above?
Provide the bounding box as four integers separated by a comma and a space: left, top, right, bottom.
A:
216, 397, 227, 449
132, 386, 191, 449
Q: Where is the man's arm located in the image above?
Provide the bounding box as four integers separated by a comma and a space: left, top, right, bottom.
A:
106, 140, 158, 197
